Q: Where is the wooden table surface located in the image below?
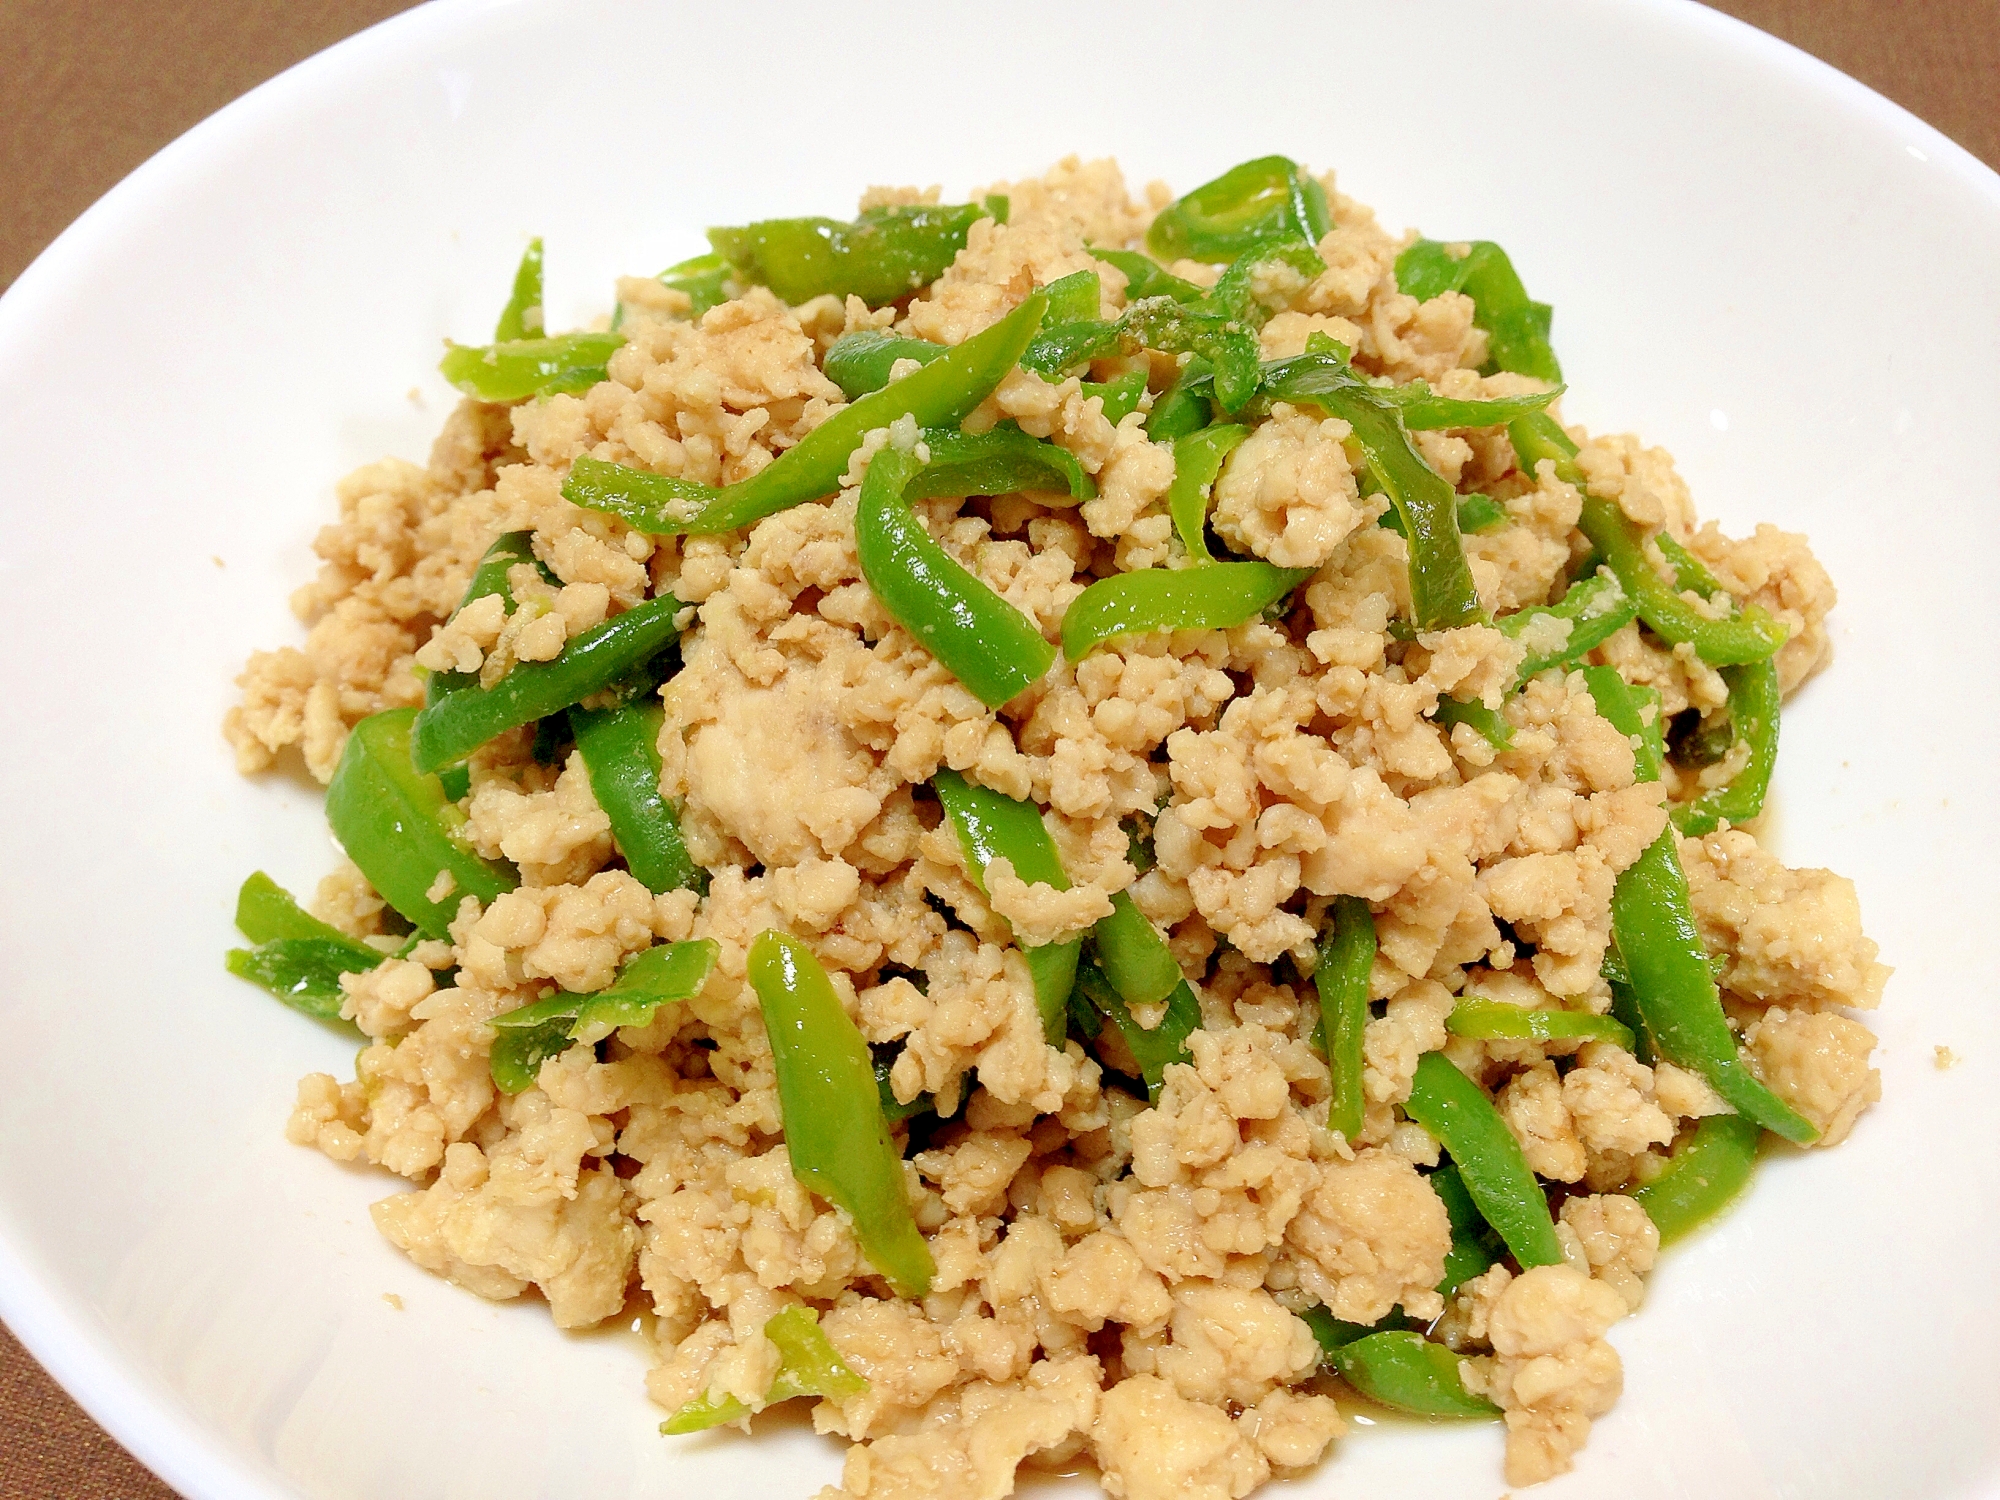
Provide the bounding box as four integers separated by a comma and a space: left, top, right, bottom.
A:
0, 1, 1994, 1494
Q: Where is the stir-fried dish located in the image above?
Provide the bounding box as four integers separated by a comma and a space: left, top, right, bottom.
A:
224, 155, 1887, 1497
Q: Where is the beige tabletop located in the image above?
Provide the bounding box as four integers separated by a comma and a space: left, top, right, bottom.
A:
0, 1, 1994, 1495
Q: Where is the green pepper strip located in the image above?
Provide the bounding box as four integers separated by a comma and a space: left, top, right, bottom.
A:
438, 330, 625, 403
1197, 238, 1325, 327
1673, 657, 1781, 836
1433, 697, 1513, 750
1021, 318, 1123, 380
1445, 997, 1635, 1050
326, 708, 518, 940
1265, 353, 1483, 630
226, 872, 388, 1024
905, 426, 1094, 504
1437, 560, 1632, 759
1329, 1331, 1500, 1419
1578, 667, 1819, 1143
1145, 355, 1215, 443
564, 293, 1047, 536
857, 446, 1056, 707
1315, 895, 1374, 1140
750, 931, 935, 1297
1510, 414, 1786, 665
1301, 1304, 1381, 1356
591, 428, 1089, 522
427, 531, 554, 800
657, 250, 734, 317
664, 1303, 868, 1434
824, 329, 948, 399
1631, 1114, 1762, 1246
1082, 369, 1149, 425
1088, 247, 1206, 305
1429, 1163, 1501, 1300
233, 871, 381, 955
493, 237, 545, 341
1076, 960, 1199, 1102
875, 1049, 933, 1124
1147, 155, 1332, 263
709, 202, 984, 306
932, 769, 1079, 1045
1496, 568, 1637, 680
571, 698, 705, 896
408, 593, 682, 773
489, 939, 719, 1093
1617, 537, 1782, 833
1118, 297, 1261, 412
1167, 424, 1250, 562
1655, 530, 1724, 595
224, 941, 371, 1024
1090, 891, 1182, 1010
1396, 239, 1562, 385
1380, 492, 1507, 540
1606, 974, 1654, 1063
1040, 268, 1102, 326
426, 532, 545, 709
1060, 561, 1312, 663
1386, 379, 1563, 432
1405, 1051, 1564, 1268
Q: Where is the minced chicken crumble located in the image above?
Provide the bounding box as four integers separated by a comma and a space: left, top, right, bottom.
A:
228, 155, 1887, 1497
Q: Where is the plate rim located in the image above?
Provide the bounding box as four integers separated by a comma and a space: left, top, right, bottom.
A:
1, 2, 1996, 1497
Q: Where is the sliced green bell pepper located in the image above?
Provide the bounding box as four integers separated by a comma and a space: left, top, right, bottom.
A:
1060, 561, 1312, 662
226, 871, 388, 1025
1404, 1051, 1564, 1268
1495, 568, 1637, 681
750, 931, 934, 1297
1396, 239, 1561, 385
1329, 1331, 1500, 1419
932, 769, 1078, 1044
823, 329, 948, 399
1145, 355, 1216, 443
1075, 960, 1200, 1102
325, 708, 518, 940
1445, 997, 1635, 1050
570, 696, 705, 896
1510, 414, 1786, 666
408, 593, 684, 774
489, 939, 719, 1093
1090, 891, 1181, 1011
857, 445, 1056, 707
1089, 247, 1206, 306
1579, 667, 1817, 1144
563, 292, 1048, 536
439, 331, 625, 403
1167, 424, 1250, 562
1631, 1113, 1761, 1246
1429, 1163, 1501, 1300
1672, 658, 1780, 836
904, 426, 1093, 504
1263, 349, 1484, 629
657, 250, 734, 317
493, 237, 545, 341
663, 1303, 868, 1434
1146, 156, 1332, 263
709, 202, 983, 306
1315, 895, 1375, 1140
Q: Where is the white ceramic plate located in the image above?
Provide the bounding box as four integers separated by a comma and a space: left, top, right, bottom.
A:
3, 1, 1996, 1496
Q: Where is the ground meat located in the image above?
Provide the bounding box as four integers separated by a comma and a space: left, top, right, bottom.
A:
1210, 404, 1364, 570
1743, 1006, 1881, 1146
232, 154, 1882, 1500
1679, 829, 1890, 1013
1460, 1263, 1629, 1485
